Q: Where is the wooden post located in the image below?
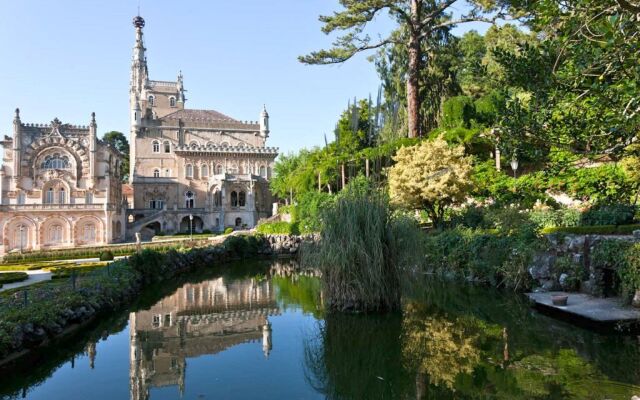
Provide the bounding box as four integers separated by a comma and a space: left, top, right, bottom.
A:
341, 164, 346, 189
365, 158, 370, 178
318, 171, 322, 192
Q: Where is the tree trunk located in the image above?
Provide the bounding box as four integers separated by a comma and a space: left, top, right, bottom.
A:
318, 171, 322, 192
407, 0, 422, 138
341, 163, 346, 189
365, 158, 370, 178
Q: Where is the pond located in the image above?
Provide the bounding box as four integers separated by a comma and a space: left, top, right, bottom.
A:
1, 259, 640, 399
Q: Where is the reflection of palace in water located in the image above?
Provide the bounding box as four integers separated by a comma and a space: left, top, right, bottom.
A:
129, 276, 278, 400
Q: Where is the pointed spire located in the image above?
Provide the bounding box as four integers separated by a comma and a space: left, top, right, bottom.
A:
90, 112, 96, 126
14, 108, 20, 120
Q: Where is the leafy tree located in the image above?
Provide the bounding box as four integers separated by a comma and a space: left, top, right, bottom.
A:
496, 0, 640, 158
388, 137, 472, 227
102, 131, 129, 182
300, 0, 519, 138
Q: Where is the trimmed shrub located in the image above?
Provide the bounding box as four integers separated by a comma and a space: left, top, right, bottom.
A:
0, 272, 28, 285
99, 251, 115, 261
541, 224, 640, 235
224, 227, 234, 235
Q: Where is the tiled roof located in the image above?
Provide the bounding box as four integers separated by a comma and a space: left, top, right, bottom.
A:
161, 109, 237, 122
122, 184, 134, 196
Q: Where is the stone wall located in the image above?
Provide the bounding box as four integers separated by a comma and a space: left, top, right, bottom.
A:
529, 233, 638, 295
258, 234, 318, 256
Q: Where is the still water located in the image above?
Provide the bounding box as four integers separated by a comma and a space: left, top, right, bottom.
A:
1, 259, 640, 400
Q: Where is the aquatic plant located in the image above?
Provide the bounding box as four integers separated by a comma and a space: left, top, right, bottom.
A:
302, 186, 423, 313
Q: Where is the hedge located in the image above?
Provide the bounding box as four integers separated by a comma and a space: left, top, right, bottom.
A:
541, 224, 640, 235
0, 272, 28, 286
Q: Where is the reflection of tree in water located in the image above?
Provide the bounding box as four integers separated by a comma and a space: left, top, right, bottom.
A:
303, 313, 413, 400
402, 302, 489, 390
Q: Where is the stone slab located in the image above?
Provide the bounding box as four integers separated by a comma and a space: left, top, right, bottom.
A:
526, 291, 640, 323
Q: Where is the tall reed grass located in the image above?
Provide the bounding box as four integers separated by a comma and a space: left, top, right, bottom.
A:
302, 189, 424, 313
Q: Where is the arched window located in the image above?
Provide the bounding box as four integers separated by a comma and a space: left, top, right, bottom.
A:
46, 188, 54, 204
201, 165, 208, 178
206, 141, 214, 148
239, 191, 246, 207
189, 141, 199, 149
14, 224, 28, 250
83, 224, 96, 242
58, 188, 66, 204
42, 154, 70, 170
259, 166, 266, 177
148, 95, 155, 106
49, 225, 63, 243
169, 97, 176, 107
267, 167, 272, 179
153, 169, 160, 178
152, 140, 160, 153
185, 164, 193, 178
230, 191, 238, 207
235, 217, 242, 227
164, 141, 171, 153
220, 141, 230, 147
214, 190, 222, 207
185, 191, 195, 209
216, 165, 223, 174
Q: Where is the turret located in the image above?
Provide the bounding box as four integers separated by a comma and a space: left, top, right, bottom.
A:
177, 71, 186, 104
129, 15, 147, 184
259, 105, 269, 138
12, 108, 21, 186
89, 112, 97, 186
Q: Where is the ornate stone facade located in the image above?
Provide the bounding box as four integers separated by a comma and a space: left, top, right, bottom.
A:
0, 110, 126, 254
128, 16, 278, 238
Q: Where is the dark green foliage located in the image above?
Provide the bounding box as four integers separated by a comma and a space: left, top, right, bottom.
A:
102, 131, 129, 182
582, 204, 636, 226
591, 239, 640, 302
223, 235, 261, 259
0, 272, 28, 286
423, 227, 540, 291
98, 251, 114, 261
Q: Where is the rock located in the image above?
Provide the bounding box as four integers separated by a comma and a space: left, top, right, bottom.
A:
632, 290, 640, 308
540, 279, 556, 291
559, 273, 569, 288
566, 235, 586, 252
529, 253, 556, 280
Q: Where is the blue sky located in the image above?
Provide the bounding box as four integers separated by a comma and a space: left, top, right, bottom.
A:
0, 1, 492, 155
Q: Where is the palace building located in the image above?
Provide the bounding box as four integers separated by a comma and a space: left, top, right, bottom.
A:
0, 110, 126, 254
0, 15, 279, 255
127, 16, 278, 239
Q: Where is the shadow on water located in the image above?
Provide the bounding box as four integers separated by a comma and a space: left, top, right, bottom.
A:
2, 259, 640, 399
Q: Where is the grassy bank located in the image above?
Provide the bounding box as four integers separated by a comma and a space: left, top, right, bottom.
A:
0, 234, 271, 362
